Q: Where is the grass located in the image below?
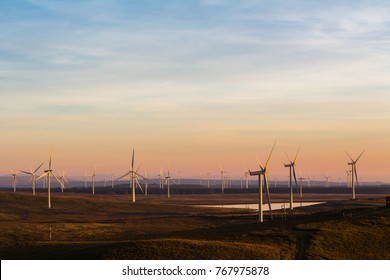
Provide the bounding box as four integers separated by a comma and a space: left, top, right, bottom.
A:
0, 191, 389, 259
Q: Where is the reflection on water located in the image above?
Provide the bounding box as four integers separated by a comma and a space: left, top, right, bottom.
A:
198, 202, 325, 211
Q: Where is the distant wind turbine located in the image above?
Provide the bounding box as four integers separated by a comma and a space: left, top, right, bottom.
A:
298, 169, 306, 198
117, 149, 144, 202
346, 150, 364, 200
143, 170, 149, 196
165, 166, 177, 198
284, 147, 300, 210
219, 163, 227, 194
58, 170, 68, 192
10, 169, 18, 192
19, 162, 44, 196
249, 141, 276, 223
90, 165, 96, 195
37, 147, 62, 209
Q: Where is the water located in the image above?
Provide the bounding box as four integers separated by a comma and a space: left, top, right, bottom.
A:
197, 202, 325, 211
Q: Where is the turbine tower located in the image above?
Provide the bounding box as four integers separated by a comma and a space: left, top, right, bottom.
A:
117, 149, 143, 202
10, 169, 18, 192
346, 150, 364, 200
284, 147, 300, 210
37, 147, 61, 209
249, 141, 276, 223
19, 162, 44, 195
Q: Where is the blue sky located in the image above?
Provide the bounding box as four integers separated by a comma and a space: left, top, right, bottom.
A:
1, 0, 390, 181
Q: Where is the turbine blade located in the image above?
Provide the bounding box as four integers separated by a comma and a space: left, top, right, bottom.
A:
34, 162, 45, 174
354, 165, 359, 186
19, 170, 32, 175
355, 150, 365, 162
264, 174, 273, 220
265, 141, 277, 168
256, 155, 264, 169
116, 171, 131, 181
136, 163, 142, 173
136, 179, 144, 193
131, 148, 135, 170
345, 151, 353, 162
218, 162, 223, 172
293, 146, 301, 164
284, 152, 292, 164
293, 167, 298, 188
49, 146, 53, 170
36, 172, 48, 181
52, 172, 62, 185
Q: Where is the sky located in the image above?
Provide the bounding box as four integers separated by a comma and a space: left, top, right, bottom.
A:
1, 0, 390, 182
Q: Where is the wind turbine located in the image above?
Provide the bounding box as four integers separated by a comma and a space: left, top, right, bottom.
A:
58, 170, 68, 192
346, 150, 364, 200
117, 149, 144, 202
158, 168, 164, 189
90, 165, 96, 195
297, 170, 306, 198
219, 163, 227, 194
165, 166, 177, 198
249, 141, 276, 223
284, 147, 300, 210
346, 170, 351, 188
176, 169, 182, 185
19, 162, 45, 196
10, 169, 18, 192
37, 147, 62, 209
143, 170, 149, 196
323, 175, 330, 188
244, 170, 250, 189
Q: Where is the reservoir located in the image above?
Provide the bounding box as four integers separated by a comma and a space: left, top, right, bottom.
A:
197, 202, 325, 211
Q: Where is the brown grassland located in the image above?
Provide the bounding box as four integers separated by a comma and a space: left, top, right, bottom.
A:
0, 190, 389, 260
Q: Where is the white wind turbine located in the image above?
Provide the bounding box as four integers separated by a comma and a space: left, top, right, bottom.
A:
158, 168, 164, 189
37, 147, 62, 209
244, 169, 250, 189
284, 147, 300, 210
346, 150, 364, 200
19, 162, 44, 195
58, 170, 68, 192
143, 170, 149, 196
297, 169, 306, 198
249, 141, 276, 223
346, 170, 351, 188
117, 149, 144, 202
219, 162, 227, 194
165, 166, 177, 198
176, 169, 182, 185
90, 165, 96, 195
10, 169, 18, 192
323, 175, 330, 188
